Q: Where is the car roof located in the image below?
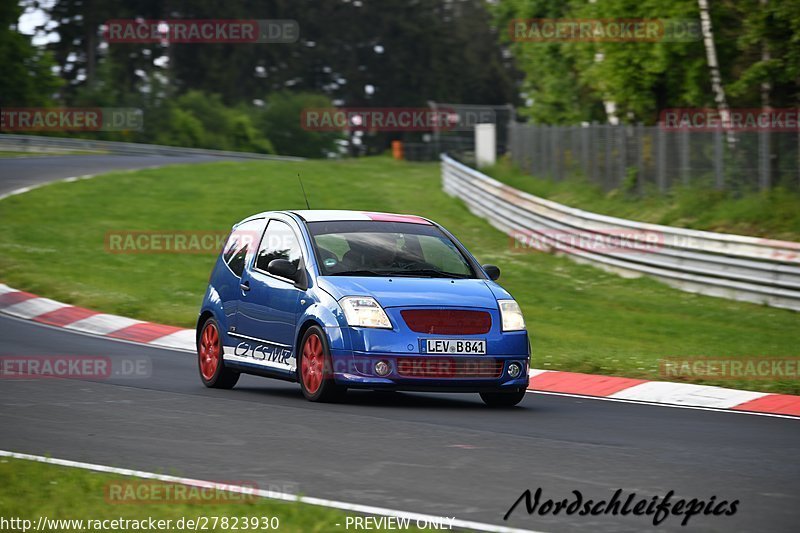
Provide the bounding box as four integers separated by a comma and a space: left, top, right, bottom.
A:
290, 210, 432, 225
235, 210, 433, 227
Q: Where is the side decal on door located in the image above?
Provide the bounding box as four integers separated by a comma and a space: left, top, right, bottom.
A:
223, 341, 295, 372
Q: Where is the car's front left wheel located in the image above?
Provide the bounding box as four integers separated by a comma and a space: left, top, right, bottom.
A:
198, 317, 239, 389
298, 325, 346, 402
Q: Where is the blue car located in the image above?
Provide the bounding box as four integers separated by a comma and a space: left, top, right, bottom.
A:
196, 210, 530, 406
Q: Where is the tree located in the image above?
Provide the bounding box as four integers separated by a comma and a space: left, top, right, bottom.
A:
491, 0, 605, 123
1, 2, 61, 106
493, 0, 800, 125
41, 0, 519, 109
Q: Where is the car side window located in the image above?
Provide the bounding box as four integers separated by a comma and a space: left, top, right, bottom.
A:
222, 235, 240, 264
256, 220, 303, 274
223, 219, 262, 277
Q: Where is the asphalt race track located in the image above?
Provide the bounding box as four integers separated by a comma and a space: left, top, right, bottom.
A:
0, 153, 227, 196
1, 156, 799, 532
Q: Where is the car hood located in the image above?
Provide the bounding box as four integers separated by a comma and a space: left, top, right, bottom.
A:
317, 276, 499, 309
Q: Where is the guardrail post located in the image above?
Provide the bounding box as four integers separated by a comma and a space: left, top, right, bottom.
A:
554, 127, 562, 181
758, 130, 771, 190
636, 123, 645, 194
581, 124, 590, 180
542, 125, 550, 179
657, 124, 667, 193
604, 125, 613, 191
619, 125, 627, 190
714, 128, 724, 190
680, 129, 690, 186
590, 122, 598, 185
536, 125, 548, 178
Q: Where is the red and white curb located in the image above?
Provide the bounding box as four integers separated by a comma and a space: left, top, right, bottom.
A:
527, 369, 800, 418
0, 283, 195, 351
1, 283, 798, 418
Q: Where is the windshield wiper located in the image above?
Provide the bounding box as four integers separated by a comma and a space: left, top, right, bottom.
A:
328, 268, 471, 279
328, 269, 391, 277
395, 269, 472, 279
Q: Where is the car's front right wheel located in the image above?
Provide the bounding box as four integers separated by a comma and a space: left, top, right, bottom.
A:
298, 325, 346, 402
480, 388, 527, 407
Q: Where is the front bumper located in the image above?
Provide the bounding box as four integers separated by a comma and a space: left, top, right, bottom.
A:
329, 350, 529, 392
324, 312, 531, 392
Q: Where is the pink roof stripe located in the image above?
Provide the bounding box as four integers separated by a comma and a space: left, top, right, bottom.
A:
363, 212, 431, 225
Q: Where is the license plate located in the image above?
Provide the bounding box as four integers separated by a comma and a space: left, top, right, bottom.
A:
425, 339, 486, 355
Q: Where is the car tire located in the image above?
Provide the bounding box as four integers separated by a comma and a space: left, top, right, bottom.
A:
479, 388, 527, 407
298, 325, 346, 402
197, 317, 240, 389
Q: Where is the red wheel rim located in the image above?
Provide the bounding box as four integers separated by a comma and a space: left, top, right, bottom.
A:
199, 322, 220, 381
301, 333, 324, 394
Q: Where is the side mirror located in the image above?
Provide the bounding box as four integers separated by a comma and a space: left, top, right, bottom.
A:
482, 264, 501, 281
267, 259, 299, 281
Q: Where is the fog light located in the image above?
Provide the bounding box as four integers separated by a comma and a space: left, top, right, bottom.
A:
375, 360, 391, 376
507, 362, 522, 378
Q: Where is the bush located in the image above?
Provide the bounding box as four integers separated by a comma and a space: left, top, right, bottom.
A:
151, 91, 274, 153
257, 92, 343, 158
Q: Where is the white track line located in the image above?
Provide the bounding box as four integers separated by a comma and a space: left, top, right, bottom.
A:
0, 451, 543, 533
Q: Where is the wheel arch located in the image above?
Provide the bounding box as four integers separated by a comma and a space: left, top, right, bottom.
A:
196, 310, 216, 344
295, 319, 326, 357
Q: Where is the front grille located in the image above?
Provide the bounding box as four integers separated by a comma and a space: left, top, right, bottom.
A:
396, 357, 502, 378
400, 309, 491, 335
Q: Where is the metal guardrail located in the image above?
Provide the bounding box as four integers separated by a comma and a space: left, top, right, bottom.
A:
442, 154, 800, 311
0, 134, 305, 161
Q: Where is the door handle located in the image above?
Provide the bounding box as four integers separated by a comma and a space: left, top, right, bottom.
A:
240, 281, 251, 292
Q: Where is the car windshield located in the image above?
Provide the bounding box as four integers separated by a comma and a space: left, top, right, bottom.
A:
307, 220, 476, 278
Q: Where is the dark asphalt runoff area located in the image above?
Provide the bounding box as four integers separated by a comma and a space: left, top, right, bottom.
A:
1, 155, 799, 532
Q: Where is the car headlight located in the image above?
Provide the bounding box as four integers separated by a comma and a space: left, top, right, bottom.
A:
340, 296, 392, 329
498, 299, 525, 331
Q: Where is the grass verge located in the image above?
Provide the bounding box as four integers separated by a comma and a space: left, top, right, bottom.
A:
0, 457, 423, 532
482, 156, 800, 242
0, 156, 798, 393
